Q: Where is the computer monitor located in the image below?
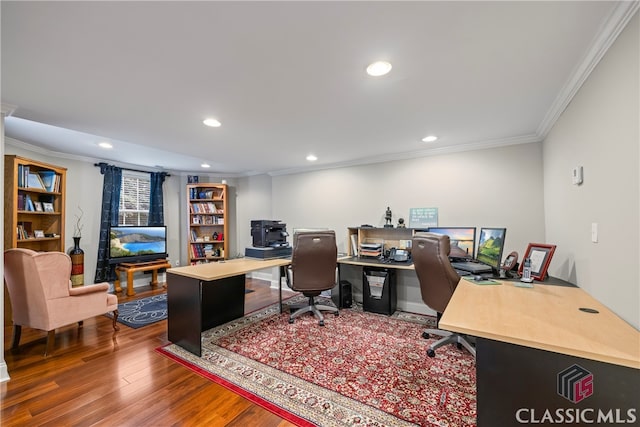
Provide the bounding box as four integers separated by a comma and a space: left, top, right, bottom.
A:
426, 227, 476, 260
476, 227, 507, 274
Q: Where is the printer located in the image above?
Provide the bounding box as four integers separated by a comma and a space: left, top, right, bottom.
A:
251, 220, 290, 248
246, 220, 292, 259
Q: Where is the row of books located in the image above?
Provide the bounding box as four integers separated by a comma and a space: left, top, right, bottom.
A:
18, 165, 61, 192
190, 243, 223, 259
190, 202, 223, 214
189, 187, 224, 200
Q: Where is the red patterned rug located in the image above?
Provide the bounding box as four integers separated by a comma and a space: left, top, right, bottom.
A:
157, 296, 476, 426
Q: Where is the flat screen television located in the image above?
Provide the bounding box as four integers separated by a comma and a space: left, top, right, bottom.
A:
108, 225, 167, 264
476, 227, 507, 274
427, 227, 476, 260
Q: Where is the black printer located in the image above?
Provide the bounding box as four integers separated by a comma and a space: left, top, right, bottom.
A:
251, 220, 290, 248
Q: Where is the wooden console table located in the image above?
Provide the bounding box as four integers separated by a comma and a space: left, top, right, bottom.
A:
114, 259, 172, 296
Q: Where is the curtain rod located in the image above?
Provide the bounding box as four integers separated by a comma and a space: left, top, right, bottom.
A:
94, 162, 171, 176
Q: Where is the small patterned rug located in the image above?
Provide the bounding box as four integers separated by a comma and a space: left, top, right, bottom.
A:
108, 289, 255, 328
157, 296, 477, 426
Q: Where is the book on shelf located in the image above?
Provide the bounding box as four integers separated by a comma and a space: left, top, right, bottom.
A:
27, 172, 45, 190
37, 171, 57, 192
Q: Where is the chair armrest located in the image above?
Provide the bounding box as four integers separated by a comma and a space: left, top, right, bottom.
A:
69, 282, 110, 296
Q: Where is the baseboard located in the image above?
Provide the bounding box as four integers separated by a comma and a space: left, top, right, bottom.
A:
0, 360, 10, 382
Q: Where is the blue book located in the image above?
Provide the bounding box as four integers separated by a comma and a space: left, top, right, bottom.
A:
38, 171, 56, 192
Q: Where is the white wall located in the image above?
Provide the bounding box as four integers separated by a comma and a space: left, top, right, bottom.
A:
543, 13, 639, 329
267, 142, 545, 313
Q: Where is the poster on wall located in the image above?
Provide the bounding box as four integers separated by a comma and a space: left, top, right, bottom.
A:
409, 207, 438, 228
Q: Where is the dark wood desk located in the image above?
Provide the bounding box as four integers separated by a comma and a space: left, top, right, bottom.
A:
440, 278, 639, 425
167, 258, 291, 356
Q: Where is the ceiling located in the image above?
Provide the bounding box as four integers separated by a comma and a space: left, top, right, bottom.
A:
1, 1, 635, 176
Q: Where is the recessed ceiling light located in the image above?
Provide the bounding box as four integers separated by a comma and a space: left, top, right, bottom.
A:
98, 141, 113, 149
203, 118, 221, 127
366, 61, 392, 77
201, 163, 211, 168
306, 154, 318, 162
422, 135, 438, 143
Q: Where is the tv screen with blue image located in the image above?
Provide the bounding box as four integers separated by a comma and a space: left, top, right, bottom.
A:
108, 226, 167, 264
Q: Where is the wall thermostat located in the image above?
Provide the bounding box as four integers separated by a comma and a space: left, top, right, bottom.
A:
572, 166, 583, 185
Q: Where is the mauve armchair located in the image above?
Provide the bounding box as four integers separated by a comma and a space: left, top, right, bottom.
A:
4, 248, 119, 356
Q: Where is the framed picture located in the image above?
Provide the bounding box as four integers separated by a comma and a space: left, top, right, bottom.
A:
42, 202, 54, 212
518, 243, 557, 281
34, 230, 45, 238
34, 201, 43, 212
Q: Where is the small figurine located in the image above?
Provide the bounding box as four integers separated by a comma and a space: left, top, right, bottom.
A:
384, 206, 393, 228
397, 218, 406, 228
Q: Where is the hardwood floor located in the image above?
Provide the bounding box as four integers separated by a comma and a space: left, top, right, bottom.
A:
2, 279, 298, 427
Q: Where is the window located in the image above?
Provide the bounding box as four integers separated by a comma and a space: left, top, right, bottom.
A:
118, 171, 150, 226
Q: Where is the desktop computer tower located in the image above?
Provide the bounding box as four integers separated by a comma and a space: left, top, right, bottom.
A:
362, 267, 397, 315
332, 280, 352, 309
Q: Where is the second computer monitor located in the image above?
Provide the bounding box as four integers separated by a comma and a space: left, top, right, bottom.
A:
427, 227, 476, 259
476, 227, 507, 272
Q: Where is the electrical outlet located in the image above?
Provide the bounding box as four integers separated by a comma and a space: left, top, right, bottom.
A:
175, 260, 180, 266
591, 223, 598, 243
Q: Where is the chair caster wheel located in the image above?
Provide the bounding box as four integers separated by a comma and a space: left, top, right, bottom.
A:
319, 320, 325, 326
334, 312, 339, 316
457, 343, 463, 350
288, 318, 294, 324
422, 331, 430, 339
427, 349, 436, 357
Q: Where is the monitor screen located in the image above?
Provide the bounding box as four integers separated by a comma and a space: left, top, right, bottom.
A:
476, 227, 507, 271
108, 226, 168, 264
427, 227, 476, 259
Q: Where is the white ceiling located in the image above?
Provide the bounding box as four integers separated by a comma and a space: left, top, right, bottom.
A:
1, 1, 636, 176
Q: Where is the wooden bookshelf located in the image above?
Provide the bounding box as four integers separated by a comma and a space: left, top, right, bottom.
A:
4, 155, 66, 252
187, 183, 228, 265
4, 155, 67, 325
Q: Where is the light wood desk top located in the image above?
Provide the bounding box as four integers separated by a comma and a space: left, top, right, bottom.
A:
167, 257, 290, 281
439, 278, 640, 369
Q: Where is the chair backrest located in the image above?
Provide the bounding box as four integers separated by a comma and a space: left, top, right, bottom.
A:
290, 231, 338, 293
4, 248, 72, 327
412, 233, 460, 314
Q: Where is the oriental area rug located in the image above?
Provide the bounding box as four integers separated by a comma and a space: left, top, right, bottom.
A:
157, 296, 477, 426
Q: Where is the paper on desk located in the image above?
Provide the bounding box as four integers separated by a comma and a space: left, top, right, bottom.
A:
464, 278, 502, 285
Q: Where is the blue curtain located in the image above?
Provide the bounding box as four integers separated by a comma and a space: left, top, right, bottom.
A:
148, 172, 168, 226
95, 164, 122, 282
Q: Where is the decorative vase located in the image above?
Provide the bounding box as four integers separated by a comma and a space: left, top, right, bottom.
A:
68, 236, 85, 287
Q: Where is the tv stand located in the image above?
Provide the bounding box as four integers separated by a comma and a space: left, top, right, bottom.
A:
114, 259, 172, 296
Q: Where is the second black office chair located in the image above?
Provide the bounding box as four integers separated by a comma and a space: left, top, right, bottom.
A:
286, 231, 339, 326
412, 233, 476, 358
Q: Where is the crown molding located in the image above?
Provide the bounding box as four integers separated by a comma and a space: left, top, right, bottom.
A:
268, 133, 541, 177
537, 1, 639, 138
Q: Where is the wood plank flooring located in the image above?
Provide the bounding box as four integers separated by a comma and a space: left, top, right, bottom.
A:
2, 279, 298, 427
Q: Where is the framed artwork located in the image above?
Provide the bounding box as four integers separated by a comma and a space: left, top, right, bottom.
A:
518, 243, 556, 281
43, 202, 54, 212
34, 201, 43, 212
34, 230, 45, 238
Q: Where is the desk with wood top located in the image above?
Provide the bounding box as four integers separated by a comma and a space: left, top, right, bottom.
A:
167, 257, 291, 356
440, 278, 639, 425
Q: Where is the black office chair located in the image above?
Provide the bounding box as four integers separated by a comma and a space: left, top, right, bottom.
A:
412, 233, 476, 358
286, 231, 339, 326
